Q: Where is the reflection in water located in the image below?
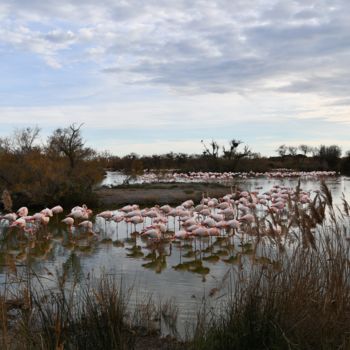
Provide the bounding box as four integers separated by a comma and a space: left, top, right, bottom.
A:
0, 176, 349, 333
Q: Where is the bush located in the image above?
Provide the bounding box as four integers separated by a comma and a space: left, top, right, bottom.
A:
0, 126, 104, 209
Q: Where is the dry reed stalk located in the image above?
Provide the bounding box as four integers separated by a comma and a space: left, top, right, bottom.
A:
1, 190, 12, 213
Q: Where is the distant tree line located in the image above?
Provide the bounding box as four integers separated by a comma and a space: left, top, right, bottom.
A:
275, 143, 348, 172
104, 139, 260, 176
105, 140, 350, 176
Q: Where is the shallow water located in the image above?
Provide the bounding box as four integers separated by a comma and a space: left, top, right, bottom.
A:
1, 175, 349, 336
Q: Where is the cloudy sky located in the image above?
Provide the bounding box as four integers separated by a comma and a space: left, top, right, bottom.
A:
0, 0, 349, 156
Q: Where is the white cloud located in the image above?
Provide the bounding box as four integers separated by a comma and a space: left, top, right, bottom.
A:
0, 0, 348, 101
0, 0, 350, 155
0, 91, 316, 129
43, 56, 62, 69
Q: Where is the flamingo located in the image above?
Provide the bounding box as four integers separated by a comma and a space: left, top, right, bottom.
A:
239, 214, 255, 223
174, 230, 190, 239
218, 202, 230, 210
112, 213, 124, 223
202, 218, 217, 228
182, 218, 197, 227
141, 228, 161, 241
111, 213, 124, 238
210, 213, 224, 222
1, 213, 17, 222
17, 207, 29, 217
97, 211, 114, 220
153, 223, 167, 234
153, 215, 167, 223
51, 205, 64, 214
125, 210, 142, 218
208, 227, 220, 236
68, 210, 86, 220
120, 205, 133, 213
192, 226, 209, 237
10, 217, 26, 229
227, 219, 241, 230
79, 220, 94, 233
32, 213, 44, 222
182, 200, 194, 209
126, 215, 144, 232
62, 217, 74, 231
160, 205, 172, 214
41, 216, 50, 226
97, 210, 113, 232
41, 208, 53, 217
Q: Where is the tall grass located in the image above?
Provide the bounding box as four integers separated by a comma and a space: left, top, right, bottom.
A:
0, 269, 181, 350
0, 273, 135, 349
190, 186, 350, 350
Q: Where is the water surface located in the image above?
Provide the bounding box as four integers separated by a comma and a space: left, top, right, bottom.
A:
1, 175, 349, 335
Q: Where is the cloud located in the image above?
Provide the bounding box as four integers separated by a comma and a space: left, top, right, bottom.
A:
0, 93, 349, 156
44, 29, 75, 44
0, 0, 348, 98
0, 0, 350, 156
326, 98, 350, 107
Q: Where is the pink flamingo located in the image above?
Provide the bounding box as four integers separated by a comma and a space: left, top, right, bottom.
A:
97, 210, 113, 232
62, 217, 74, 232
79, 220, 94, 234
41, 208, 53, 217
17, 207, 29, 217
1, 213, 17, 222
51, 205, 64, 214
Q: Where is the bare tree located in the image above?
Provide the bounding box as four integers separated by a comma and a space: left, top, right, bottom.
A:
47, 123, 95, 169
222, 139, 251, 160
276, 144, 287, 157
13, 126, 41, 153
317, 145, 341, 168
311, 147, 319, 157
201, 138, 251, 168
201, 140, 220, 158
0, 137, 11, 153
288, 146, 298, 156
299, 144, 311, 156
0, 126, 40, 154
222, 139, 241, 159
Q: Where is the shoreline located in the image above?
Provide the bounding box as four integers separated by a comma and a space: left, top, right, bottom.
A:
96, 182, 237, 207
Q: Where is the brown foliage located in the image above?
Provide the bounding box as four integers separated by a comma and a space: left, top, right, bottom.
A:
1, 190, 12, 212
0, 126, 104, 208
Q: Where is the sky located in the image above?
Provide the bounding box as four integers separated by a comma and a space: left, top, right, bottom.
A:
0, 0, 349, 156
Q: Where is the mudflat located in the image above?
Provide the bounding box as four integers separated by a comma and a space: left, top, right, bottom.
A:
96, 182, 238, 207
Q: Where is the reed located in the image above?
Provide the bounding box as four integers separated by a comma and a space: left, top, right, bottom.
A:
0, 270, 163, 349
190, 187, 350, 350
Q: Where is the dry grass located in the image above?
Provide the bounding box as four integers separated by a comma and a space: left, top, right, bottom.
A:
0, 271, 181, 350
190, 184, 350, 350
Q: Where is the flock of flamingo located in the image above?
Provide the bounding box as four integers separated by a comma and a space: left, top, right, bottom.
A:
0, 183, 316, 244
132, 170, 337, 184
